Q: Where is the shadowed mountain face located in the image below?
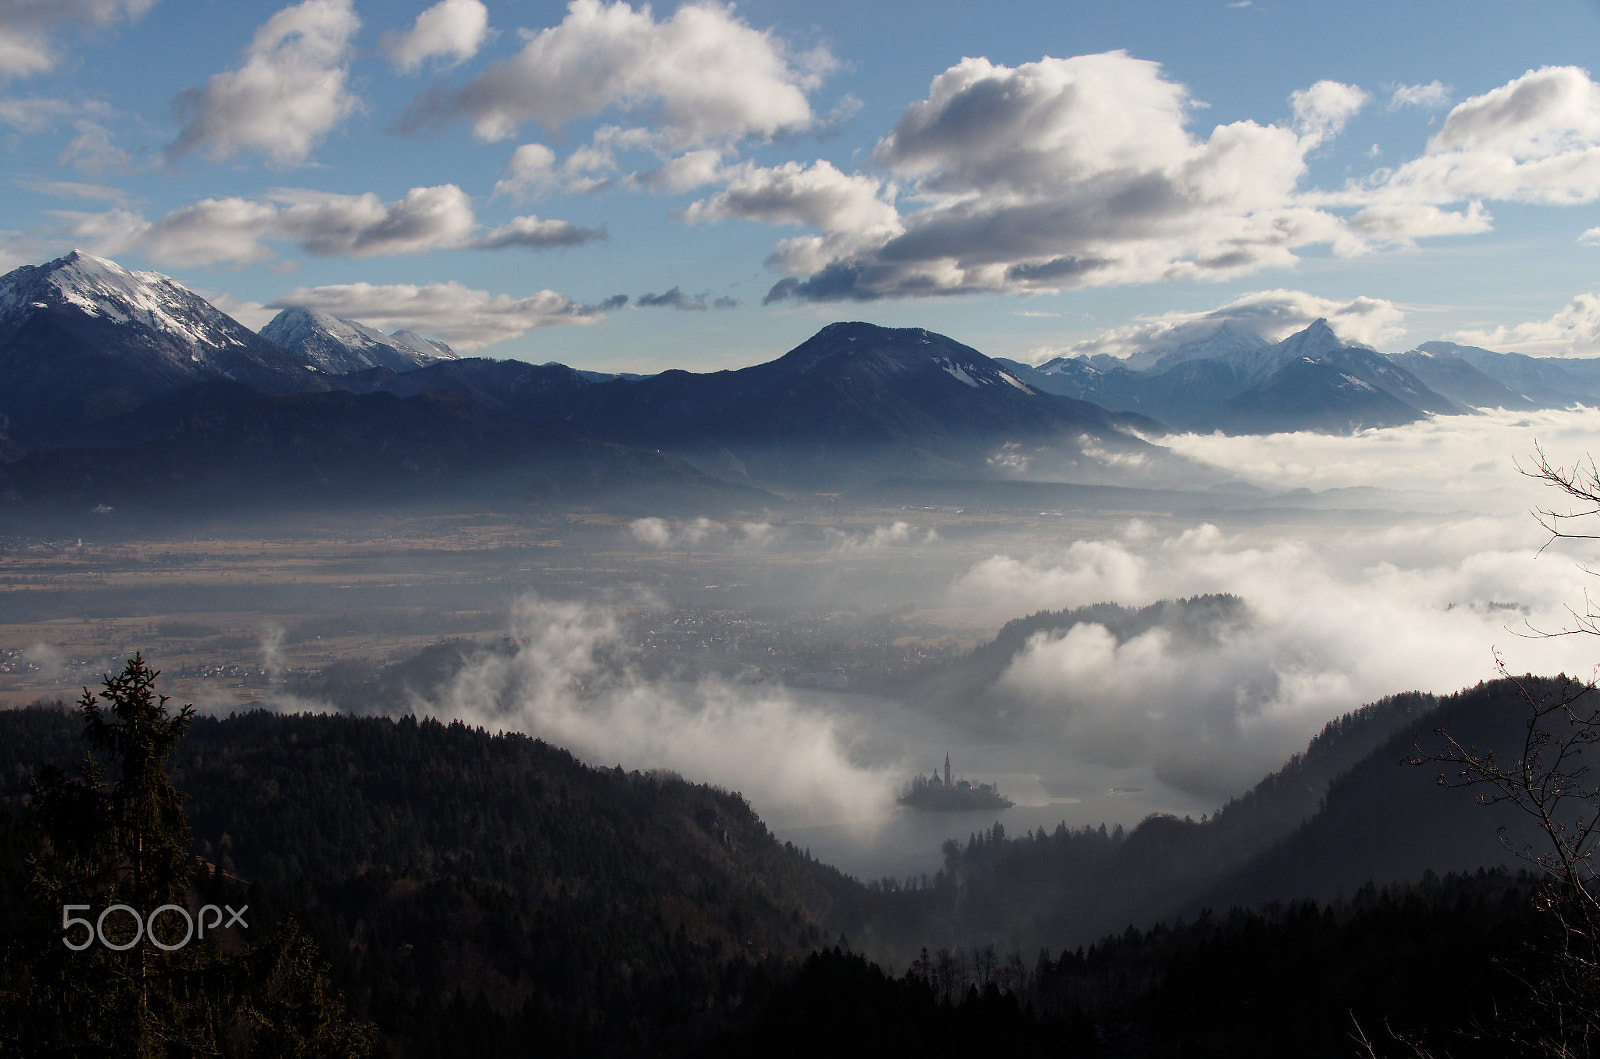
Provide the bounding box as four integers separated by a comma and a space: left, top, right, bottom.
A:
0, 252, 323, 448
1417, 341, 1600, 407
315, 321, 1166, 489
0, 388, 771, 518
540, 321, 1164, 487
1388, 347, 1538, 410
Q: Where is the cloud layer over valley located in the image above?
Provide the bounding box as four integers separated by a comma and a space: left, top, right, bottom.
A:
949, 408, 1600, 795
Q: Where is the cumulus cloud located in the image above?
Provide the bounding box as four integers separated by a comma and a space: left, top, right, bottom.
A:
272, 184, 478, 256
1051, 288, 1407, 362
0, 0, 156, 81
1290, 80, 1367, 145
679, 160, 898, 233
58, 184, 600, 266
470, 214, 605, 250
679, 159, 903, 274
401, 0, 830, 149
1581, 227, 1600, 246
762, 53, 1359, 303
169, 0, 360, 165
425, 594, 900, 825
491, 125, 698, 199
269, 279, 603, 351
1388, 80, 1451, 111
1334, 66, 1600, 242
1450, 290, 1600, 357
382, 0, 489, 73
695, 60, 1600, 304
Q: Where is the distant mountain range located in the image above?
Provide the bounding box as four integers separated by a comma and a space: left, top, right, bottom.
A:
1, 251, 1596, 512
1000, 322, 1600, 433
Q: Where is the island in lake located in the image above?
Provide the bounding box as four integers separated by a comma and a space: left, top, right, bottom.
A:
899, 754, 1014, 811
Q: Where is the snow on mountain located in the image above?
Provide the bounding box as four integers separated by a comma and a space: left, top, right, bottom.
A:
260, 308, 456, 375
389, 329, 455, 360
0, 250, 260, 360
0, 250, 321, 446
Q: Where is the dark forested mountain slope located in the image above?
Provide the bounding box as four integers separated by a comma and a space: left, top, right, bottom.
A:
0, 387, 771, 517
1188, 675, 1580, 914
0, 704, 874, 1055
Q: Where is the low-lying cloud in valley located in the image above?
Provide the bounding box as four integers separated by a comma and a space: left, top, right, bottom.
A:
426, 594, 902, 828
949, 408, 1600, 796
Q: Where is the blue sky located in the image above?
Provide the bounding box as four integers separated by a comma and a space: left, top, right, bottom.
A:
3, 0, 1599, 372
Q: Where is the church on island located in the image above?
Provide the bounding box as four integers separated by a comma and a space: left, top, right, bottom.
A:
898, 753, 1014, 811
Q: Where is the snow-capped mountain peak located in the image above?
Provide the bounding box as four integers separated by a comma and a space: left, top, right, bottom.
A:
260, 307, 456, 374
0, 251, 324, 446
0, 249, 251, 354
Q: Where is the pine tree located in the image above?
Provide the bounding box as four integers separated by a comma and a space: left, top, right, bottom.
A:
0, 654, 376, 1058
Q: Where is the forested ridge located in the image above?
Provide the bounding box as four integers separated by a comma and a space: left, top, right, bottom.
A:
0, 668, 1592, 1055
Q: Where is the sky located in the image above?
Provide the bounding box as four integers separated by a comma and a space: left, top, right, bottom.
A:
2, 0, 1599, 372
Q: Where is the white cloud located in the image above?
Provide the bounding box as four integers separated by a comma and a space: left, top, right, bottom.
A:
471, 213, 605, 250
1581, 226, 1600, 246
429, 594, 900, 825
65, 198, 280, 267
764, 53, 1354, 303
403, 0, 831, 150
492, 126, 683, 199
202, 291, 277, 330
628, 516, 772, 549
1352, 66, 1600, 218
1388, 80, 1452, 111
0, 0, 157, 81
1160, 405, 1600, 494
57, 184, 600, 266
644, 148, 730, 192
269, 279, 604, 351
727, 61, 1600, 305
492, 143, 561, 199
1450, 290, 1600, 357
272, 184, 477, 257
1348, 200, 1493, 243
1289, 79, 1367, 145
679, 159, 902, 274
1055, 288, 1407, 361
949, 408, 1600, 795
382, 0, 489, 73
169, 0, 360, 165
680, 160, 897, 232
825, 521, 937, 553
